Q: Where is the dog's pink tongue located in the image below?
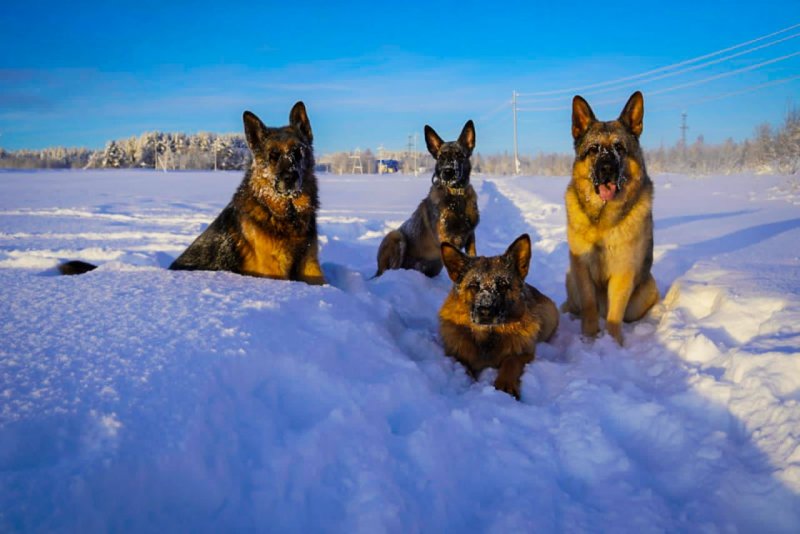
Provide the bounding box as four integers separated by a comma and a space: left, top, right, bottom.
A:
599, 183, 617, 202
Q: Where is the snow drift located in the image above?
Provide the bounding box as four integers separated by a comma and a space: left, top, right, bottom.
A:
1, 170, 799, 532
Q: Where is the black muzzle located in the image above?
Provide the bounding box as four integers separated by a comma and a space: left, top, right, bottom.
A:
471, 292, 505, 325
592, 148, 627, 194
275, 171, 302, 196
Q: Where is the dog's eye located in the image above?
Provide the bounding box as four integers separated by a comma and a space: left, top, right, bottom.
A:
268, 150, 281, 163
495, 278, 510, 290
467, 280, 480, 292
586, 145, 599, 157
292, 146, 304, 161
614, 142, 626, 154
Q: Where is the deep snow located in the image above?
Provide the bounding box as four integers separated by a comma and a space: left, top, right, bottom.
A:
1, 169, 799, 532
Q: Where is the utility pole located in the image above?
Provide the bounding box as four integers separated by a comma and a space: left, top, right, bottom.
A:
680, 112, 689, 159
350, 148, 364, 174
413, 132, 418, 176
213, 137, 218, 172
405, 133, 419, 176
512, 90, 520, 174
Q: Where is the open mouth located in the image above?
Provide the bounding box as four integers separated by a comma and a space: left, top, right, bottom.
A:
594, 174, 627, 202
598, 182, 617, 202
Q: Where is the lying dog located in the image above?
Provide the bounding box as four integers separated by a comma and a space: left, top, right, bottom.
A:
375, 120, 479, 277
439, 234, 558, 399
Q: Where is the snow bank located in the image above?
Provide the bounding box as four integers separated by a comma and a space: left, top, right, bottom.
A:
1, 170, 799, 531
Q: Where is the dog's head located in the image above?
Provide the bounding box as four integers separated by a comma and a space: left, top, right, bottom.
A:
571, 91, 645, 202
441, 234, 531, 326
243, 101, 314, 198
425, 120, 476, 189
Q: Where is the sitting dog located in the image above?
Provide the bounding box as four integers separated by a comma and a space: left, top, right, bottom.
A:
61, 102, 325, 285
375, 120, 479, 277
562, 91, 659, 343
439, 234, 558, 399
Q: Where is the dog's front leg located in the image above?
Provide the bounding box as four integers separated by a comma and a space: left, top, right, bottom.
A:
465, 232, 477, 256
570, 252, 599, 338
298, 241, 326, 285
606, 271, 635, 345
494, 352, 534, 400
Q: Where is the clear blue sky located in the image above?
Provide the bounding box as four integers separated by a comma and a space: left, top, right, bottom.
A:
2, 1, 799, 155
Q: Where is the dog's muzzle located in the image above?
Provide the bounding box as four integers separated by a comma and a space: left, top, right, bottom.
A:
471, 292, 505, 325
275, 171, 302, 197
436, 163, 467, 189
592, 149, 626, 201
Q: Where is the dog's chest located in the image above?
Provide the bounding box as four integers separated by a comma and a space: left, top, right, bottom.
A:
436, 195, 477, 243
238, 216, 308, 277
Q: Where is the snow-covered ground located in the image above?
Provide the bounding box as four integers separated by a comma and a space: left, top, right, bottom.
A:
1, 169, 799, 532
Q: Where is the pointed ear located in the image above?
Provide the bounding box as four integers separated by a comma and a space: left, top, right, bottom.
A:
289, 101, 313, 143
619, 91, 644, 137
424, 125, 444, 157
441, 242, 468, 282
457, 120, 476, 155
504, 234, 531, 279
243, 111, 269, 154
572, 95, 596, 140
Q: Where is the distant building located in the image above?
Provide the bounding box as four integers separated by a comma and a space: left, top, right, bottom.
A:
377, 159, 400, 174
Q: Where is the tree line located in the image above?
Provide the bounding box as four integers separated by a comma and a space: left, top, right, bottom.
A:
2, 110, 798, 175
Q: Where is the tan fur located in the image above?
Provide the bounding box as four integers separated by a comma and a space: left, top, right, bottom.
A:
563, 93, 659, 344
439, 235, 558, 399
234, 182, 324, 285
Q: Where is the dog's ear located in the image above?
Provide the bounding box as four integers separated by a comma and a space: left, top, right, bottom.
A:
457, 120, 476, 156
572, 95, 596, 140
619, 91, 644, 138
441, 242, 468, 282
243, 111, 269, 155
289, 101, 313, 143
504, 234, 531, 279
425, 125, 445, 157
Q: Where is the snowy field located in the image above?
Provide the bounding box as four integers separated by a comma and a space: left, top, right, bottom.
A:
1, 169, 799, 532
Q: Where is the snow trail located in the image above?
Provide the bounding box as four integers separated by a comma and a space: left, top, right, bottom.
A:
1, 170, 799, 532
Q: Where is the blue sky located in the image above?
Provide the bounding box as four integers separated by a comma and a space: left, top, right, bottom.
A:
1, 1, 799, 155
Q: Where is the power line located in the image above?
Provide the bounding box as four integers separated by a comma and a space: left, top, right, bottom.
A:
517, 50, 800, 113
648, 50, 800, 96
516, 21, 800, 98
658, 73, 800, 109
519, 31, 800, 104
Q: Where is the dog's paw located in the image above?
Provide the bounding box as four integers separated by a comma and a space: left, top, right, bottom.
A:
493, 375, 521, 400
607, 321, 624, 346
581, 316, 600, 338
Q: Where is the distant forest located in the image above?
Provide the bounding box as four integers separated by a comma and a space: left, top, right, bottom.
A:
2, 110, 798, 175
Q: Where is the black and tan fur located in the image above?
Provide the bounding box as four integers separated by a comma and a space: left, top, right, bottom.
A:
562, 91, 659, 344
61, 102, 325, 284
375, 121, 479, 278
439, 234, 558, 399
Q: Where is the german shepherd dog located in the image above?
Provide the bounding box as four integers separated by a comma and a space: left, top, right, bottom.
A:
439, 234, 559, 399
375, 121, 479, 278
562, 91, 659, 344
60, 102, 325, 285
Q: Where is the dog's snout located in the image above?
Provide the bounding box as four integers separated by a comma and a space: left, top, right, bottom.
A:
475, 292, 496, 315
595, 154, 619, 183
275, 171, 302, 194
